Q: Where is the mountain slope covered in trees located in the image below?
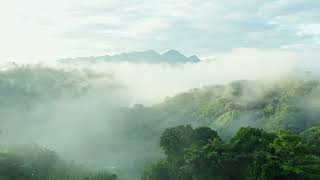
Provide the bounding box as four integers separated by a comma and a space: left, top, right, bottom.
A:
112, 78, 320, 178
1, 65, 320, 179
124, 79, 320, 139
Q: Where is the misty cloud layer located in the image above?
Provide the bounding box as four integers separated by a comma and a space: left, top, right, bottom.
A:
0, 64, 129, 161
59, 48, 319, 105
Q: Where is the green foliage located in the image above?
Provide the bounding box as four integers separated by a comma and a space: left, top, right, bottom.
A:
300, 126, 320, 156
146, 80, 320, 140
183, 138, 236, 180
0, 144, 118, 180
145, 126, 320, 180
248, 131, 320, 180
3, 69, 320, 180
142, 160, 171, 180
230, 127, 275, 154
160, 125, 194, 158
193, 127, 220, 145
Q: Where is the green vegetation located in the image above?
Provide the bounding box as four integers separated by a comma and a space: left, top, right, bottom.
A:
143, 126, 320, 180
2, 65, 320, 179
0, 144, 117, 180
128, 79, 320, 141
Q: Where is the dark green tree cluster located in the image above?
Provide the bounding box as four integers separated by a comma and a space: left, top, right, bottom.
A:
0, 144, 117, 180
143, 125, 320, 180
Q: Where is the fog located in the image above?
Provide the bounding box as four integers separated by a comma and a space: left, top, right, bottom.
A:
63, 48, 319, 105
0, 48, 319, 179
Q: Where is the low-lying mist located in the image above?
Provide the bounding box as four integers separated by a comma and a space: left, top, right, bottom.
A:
59, 48, 320, 105
0, 65, 134, 173
0, 48, 319, 179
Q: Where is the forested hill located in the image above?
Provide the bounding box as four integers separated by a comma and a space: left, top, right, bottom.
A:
137, 79, 320, 179
106, 78, 320, 178
1, 65, 320, 180
129, 79, 320, 139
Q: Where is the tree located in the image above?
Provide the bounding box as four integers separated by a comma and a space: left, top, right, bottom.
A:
142, 160, 171, 180
300, 126, 320, 156
160, 125, 194, 158
248, 131, 320, 180
193, 127, 220, 145
230, 127, 275, 154
183, 138, 234, 180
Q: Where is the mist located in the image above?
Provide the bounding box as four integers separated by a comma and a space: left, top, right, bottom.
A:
0, 48, 320, 179
58, 48, 320, 105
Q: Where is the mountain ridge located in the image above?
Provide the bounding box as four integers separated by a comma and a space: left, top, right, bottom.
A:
59, 50, 201, 64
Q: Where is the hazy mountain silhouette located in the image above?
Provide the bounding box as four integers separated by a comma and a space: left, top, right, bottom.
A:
59, 50, 201, 64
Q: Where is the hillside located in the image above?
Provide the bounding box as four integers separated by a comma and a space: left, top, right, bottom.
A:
1, 65, 320, 179
105, 78, 320, 178
121, 79, 320, 139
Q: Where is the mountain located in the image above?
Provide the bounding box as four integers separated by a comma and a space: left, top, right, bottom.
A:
59, 50, 201, 64
1, 66, 320, 179
118, 79, 320, 139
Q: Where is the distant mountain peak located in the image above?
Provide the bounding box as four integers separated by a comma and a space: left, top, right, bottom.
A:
189, 55, 201, 62
59, 50, 201, 64
161, 50, 198, 63
146, 49, 158, 54
163, 49, 182, 55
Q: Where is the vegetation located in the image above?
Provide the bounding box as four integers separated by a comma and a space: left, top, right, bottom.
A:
146, 80, 320, 138
0, 144, 117, 180
143, 126, 320, 180
2, 65, 320, 179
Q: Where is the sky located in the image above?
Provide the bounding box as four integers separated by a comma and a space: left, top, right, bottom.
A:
0, 0, 319, 61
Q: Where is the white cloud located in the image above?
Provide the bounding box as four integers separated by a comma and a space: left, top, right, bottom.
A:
297, 24, 320, 36
0, 0, 319, 61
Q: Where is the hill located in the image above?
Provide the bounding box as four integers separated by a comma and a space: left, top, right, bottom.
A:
123, 79, 320, 139
1, 65, 320, 179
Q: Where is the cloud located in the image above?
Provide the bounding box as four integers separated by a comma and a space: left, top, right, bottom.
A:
0, 0, 319, 61
56, 48, 318, 105
297, 24, 320, 36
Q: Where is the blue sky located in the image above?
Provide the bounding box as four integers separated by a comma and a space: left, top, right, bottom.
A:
0, 0, 319, 61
